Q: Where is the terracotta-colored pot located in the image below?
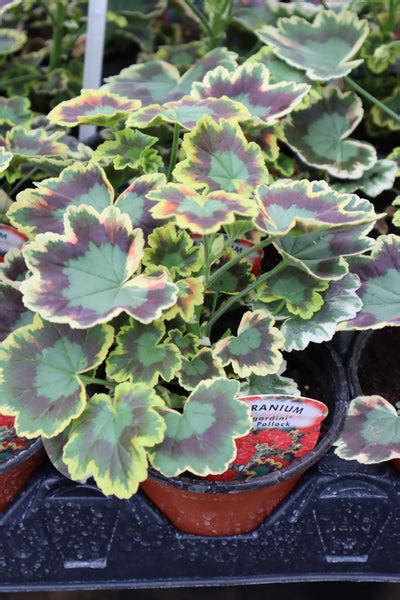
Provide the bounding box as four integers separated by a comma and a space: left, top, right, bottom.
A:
141, 344, 348, 536
0, 438, 44, 512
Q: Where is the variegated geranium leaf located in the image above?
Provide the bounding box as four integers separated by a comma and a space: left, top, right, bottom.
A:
0, 29, 26, 55
143, 223, 201, 277
149, 378, 251, 477
21, 205, 178, 328
0, 0, 23, 14
0, 96, 32, 126
191, 63, 310, 126
92, 129, 158, 171
257, 265, 329, 319
0, 315, 114, 438
62, 382, 166, 498
103, 48, 238, 105
163, 277, 204, 321
282, 273, 362, 351
114, 173, 166, 234
179, 348, 225, 391
334, 396, 400, 463
0, 147, 12, 173
0, 248, 28, 290
210, 249, 254, 294
106, 319, 181, 386
371, 87, 400, 132
0, 283, 32, 342
332, 160, 398, 198
214, 309, 284, 377
248, 47, 312, 86
255, 179, 378, 236
153, 41, 206, 70
284, 88, 377, 179
173, 117, 269, 194
9, 162, 114, 237
4, 126, 69, 159
242, 360, 300, 395
126, 95, 250, 130
256, 11, 369, 81
47, 90, 141, 127
338, 235, 400, 330
276, 222, 375, 280
149, 183, 254, 234
165, 328, 200, 357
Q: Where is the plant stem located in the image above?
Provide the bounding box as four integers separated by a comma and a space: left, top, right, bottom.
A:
9, 167, 39, 197
167, 123, 181, 182
205, 260, 287, 337
207, 236, 274, 288
183, 0, 213, 38
48, 1, 66, 71
0, 74, 35, 88
80, 375, 116, 388
345, 76, 400, 124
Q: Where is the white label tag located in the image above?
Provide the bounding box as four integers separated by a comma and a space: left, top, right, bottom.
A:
245, 395, 328, 430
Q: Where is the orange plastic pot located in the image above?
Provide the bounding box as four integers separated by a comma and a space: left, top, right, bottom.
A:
141, 344, 348, 536
0, 438, 44, 512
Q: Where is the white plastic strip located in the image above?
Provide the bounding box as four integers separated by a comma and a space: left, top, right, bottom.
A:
79, 0, 108, 142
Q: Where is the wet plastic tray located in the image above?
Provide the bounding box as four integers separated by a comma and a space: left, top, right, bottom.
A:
1, 452, 400, 591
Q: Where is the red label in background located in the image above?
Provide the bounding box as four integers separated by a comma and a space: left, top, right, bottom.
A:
208, 395, 328, 482
0, 225, 27, 263
0, 415, 29, 463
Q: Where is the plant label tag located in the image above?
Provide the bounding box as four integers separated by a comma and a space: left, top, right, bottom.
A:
0, 225, 27, 263
0, 415, 28, 463
192, 234, 263, 275
208, 394, 328, 481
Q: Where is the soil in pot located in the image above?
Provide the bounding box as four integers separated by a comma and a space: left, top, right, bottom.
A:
0, 416, 44, 512
141, 343, 347, 536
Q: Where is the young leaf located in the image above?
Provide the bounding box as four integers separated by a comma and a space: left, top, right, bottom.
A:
154, 41, 206, 70
92, 129, 158, 171
47, 90, 141, 127
149, 183, 255, 234
338, 235, 400, 330
0, 96, 32, 126
173, 116, 269, 194
255, 179, 378, 236
9, 162, 114, 237
210, 249, 255, 294
256, 11, 369, 80
214, 309, 284, 377
283, 88, 377, 179
162, 277, 204, 321
21, 205, 178, 328
179, 348, 225, 391
149, 378, 251, 477
62, 382, 166, 498
114, 173, 167, 234
332, 160, 398, 198
282, 273, 362, 351
142, 223, 201, 277
257, 265, 329, 319
0, 147, 12, 173
165, 328, 199, 357
126, 96, 251, 130
0, 315, 114, 438
334, 396, 400, 463
106, 319, 181, 386
191, 63, 310, 126
103, 48, 238, 105
371, 86, 400, 132
0, 29, 26, 55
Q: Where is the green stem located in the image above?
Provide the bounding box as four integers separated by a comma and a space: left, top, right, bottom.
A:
205, 260, 288, 337
167, 123, 181, 182
9, 167, 39, 197
0, 74, 35, 88
183, 0, 213, 38
207, 236, 274, 288
345, 76, 400, 124
210, 293, 218, 322
48, 1, 67, 71
80, 375, 116, 388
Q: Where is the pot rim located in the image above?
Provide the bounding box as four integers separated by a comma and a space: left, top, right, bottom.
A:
147, 343, 349, 494
347, 330, 374, 398
0, 437, 43, 475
